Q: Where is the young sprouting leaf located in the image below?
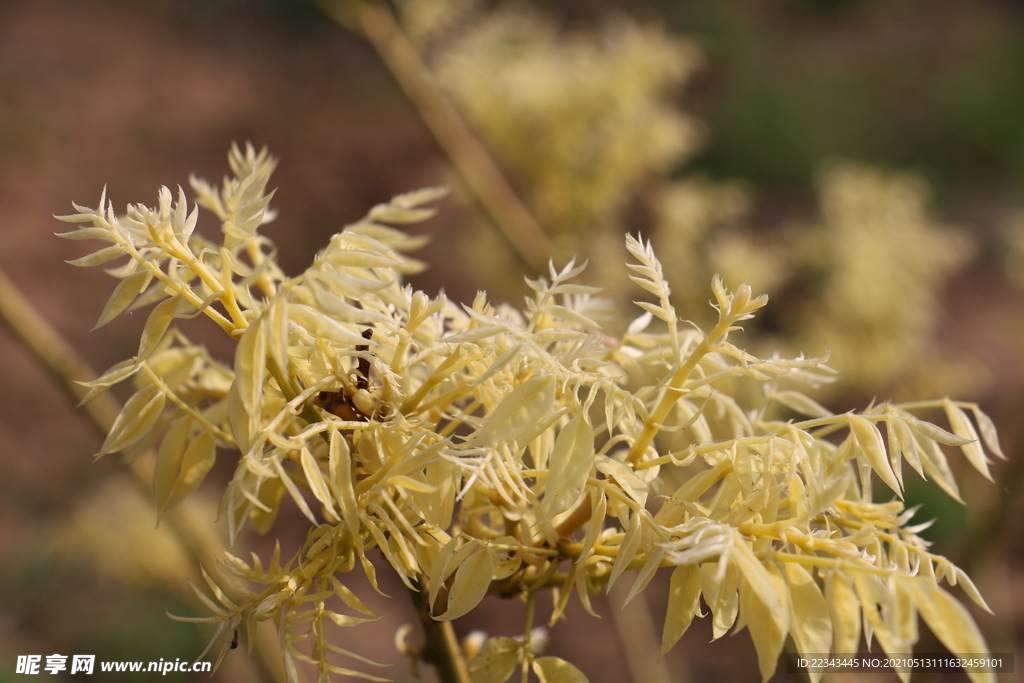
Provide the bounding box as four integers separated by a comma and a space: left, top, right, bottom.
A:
970, 405, 1005, 460
138, 295, 183, 362
98, 383, 165, 456
272, 457, 317, 525
93, 270, 149, 330
890, 416, 924, 479
573, 492, 607, 617
471, 375, 556, 446
329, 430, 360, 541
700, 561, 739, 639
942, 400, 992, 481
850, 415, 902, 495
300, 446, 338, 522
537, 413, 594, 523
661, 564, 701, 656
731, 537, 786, 633
154, 416, 192, 517
468, 637, 520, 683
739, 563, 789, 683
289, 303, 370, 346
607, 511, 643, 591
367, 186, 447, 224
225, 382, 252, 453
233, 316, 266, 421
596, 455, 648, 508
66, 244, 126, 267
852, 572, 908, 670
76, 357, 142, 405
265, 294, 289, 379
914, 432, 964, 503
436, 548, 493, 621
825, 570, 861, 658
249, 476, 287, 535
771, 391, 834, 419
532, 656, 589, 683
163, 431, 217, 511
783, 563, 832, 683
488, 537, 523, 580
909, 580, 994, 683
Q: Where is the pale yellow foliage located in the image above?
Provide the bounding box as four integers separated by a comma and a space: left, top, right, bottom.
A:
59, 146, 1001, 683
427, 3, 701, 239
50, 477, 195, 589
792, 162, 974, 394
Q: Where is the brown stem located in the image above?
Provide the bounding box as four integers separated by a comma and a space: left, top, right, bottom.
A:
0, 265, 285, 683
408, 587, 471, 683
318, 0, 559, 272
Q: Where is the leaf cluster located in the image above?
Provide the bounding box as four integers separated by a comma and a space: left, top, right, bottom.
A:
60, 146, 1002, 683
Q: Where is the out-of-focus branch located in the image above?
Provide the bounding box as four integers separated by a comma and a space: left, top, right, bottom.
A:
318, 0, 559, 272
608, 581, 681, 683
0, 265, 285, 683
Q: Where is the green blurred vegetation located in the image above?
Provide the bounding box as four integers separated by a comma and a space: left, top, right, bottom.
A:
658, 0, 1024, 205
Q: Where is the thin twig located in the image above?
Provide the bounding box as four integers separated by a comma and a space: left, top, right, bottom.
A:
0, 265, 286, 683
409, 587, 472, 683
608, 580, 682, 683
318, 0, 559, 272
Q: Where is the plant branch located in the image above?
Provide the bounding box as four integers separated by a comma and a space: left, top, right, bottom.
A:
318, 0, 559, 272
408, 586, 471, 683
0, 265, 285, 683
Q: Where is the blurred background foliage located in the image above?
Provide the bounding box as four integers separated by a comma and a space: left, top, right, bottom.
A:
1, 0, 1022, 681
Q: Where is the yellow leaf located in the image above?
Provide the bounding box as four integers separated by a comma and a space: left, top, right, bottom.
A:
329, 430, 360, 541
970, 405, 1005, 460
93, 271, 149, 330
574, 492, 607, 617
700, 561, 739, 640
322, 249, 402, 269
138, 295, 182, 361
595, 455, 648, 508
532, 656, 589, 683
661, 564, 701, 656
65, 244, 126, 267
469, 636, 520, 683
850, 415, 901, 495
608, 511, 643, 590
98, 383, 165, 456
226, 382, 252, 453
771, 391, 833, 418
908, 580, 994, 683
266, 293, 289, 378
942, 400, 992, 481
891, 417, 924, 479
153, 416, 191, 516
437, 548, 493, 621
537, 414, 594, 523
471, 375, 556, 446
233, 316, 266, 420
852, 572, 910, 675
783, 563, 832, 683
164, 431, 216, 510
428, 537, 460, 612
825, 570, 860, 657
488, 537, 523, 581
289, 303, 369, 346
739, 563, 789, 683
249, 476, 287, 534
914, 432, 964, 503
272, 457, 317, 525
300, 446, 338, 522
731, 535, 786, 634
